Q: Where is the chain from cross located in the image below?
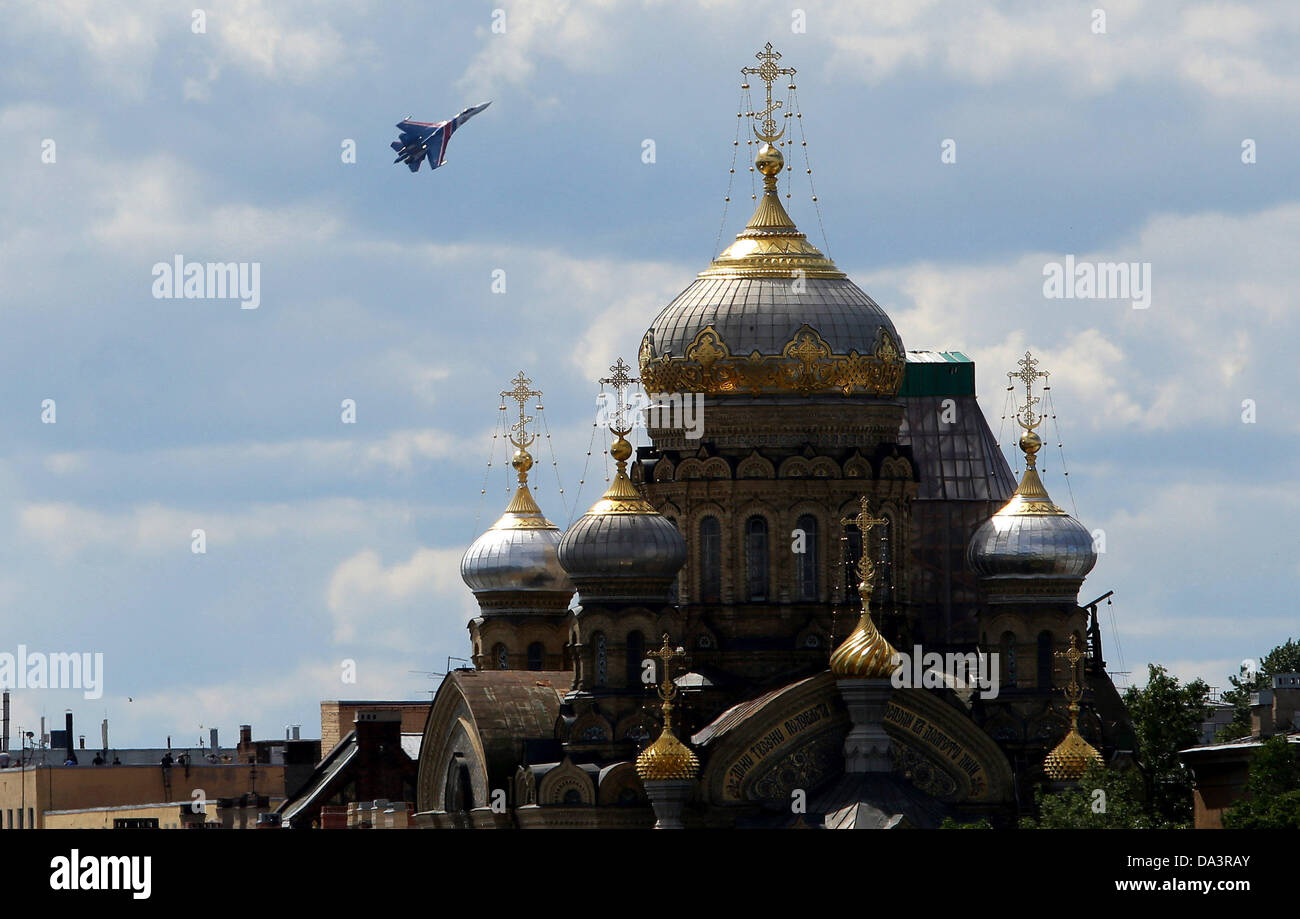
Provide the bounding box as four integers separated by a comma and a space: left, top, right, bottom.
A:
1054, 633, 1086, 704
501, 370, 542, 449
647, 633, 687, 702
839, 495, 888, 592
598, 357, 639, 436
1008, 350, 1049, 433
741, 42, 796, 143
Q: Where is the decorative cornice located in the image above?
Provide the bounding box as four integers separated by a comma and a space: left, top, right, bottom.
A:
639, 323, 903, 397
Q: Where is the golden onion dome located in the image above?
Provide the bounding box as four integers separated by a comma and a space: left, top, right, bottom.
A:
635, 726, 701, 781
635, 696, 700, 782
829, 574, 900, 679
638, 143, 904, 398
1043, 722, 1103, 781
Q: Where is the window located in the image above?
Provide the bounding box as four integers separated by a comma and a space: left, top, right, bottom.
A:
526, 642, 545, 671
796, 514, 818, 600
493, 643, 508, 670
1000, 632, 1017, 687
745, 516, 769, 601
699, 517, 721, 602
1037, 631, 1054, 690
593, 632, 608, 687
626, 631, 645, 686
447, 761, 474, 812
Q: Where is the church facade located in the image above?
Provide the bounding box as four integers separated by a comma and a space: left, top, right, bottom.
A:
414, 46, 1132, 829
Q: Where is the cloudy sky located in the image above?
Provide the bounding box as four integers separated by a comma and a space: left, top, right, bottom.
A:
1, 0, 1296, 747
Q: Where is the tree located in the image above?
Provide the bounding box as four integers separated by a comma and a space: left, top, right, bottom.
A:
1121, 663, 1211, 827
1218, 638, 1300, 741
1221, 736, 1300, 829
1020, 762, 1164, 828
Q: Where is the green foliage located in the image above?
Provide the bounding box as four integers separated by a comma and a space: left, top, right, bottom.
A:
939, 816, 992, 829
1020, 762, 1168, 829
1221, 741, 1300, 828
1222, 736, 1300, 829
1121, 663, 1211, 826
1218, 638, 1300, 741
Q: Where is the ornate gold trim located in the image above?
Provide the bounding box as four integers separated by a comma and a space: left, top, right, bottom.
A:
640, 323, 903, 397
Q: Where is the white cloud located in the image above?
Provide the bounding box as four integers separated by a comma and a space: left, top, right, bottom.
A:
326, 546, 473, 646
864, 201, 1300, 434
18, 497, 419, 558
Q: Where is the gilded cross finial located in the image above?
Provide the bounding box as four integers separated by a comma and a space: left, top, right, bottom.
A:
1008, 350, 1049, 434
741, 42, 796, 143
647, 633, 687, 702
1054, 633, 1086, 705
501, 370, 542, 450
839, 496, 888, 594
598, 357, 639, 437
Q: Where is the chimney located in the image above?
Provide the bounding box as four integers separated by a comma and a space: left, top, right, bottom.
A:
79, 735, 85, 749
1273, 672, 1300, 733
292, 725, 300, 740
239, 724, 252, 746
2, 691, 9, 753
65, 711, 74, 761
101, 718, 108, 753
210, 727, 218, 753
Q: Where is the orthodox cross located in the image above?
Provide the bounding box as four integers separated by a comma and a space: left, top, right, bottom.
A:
839, 495, 888, 592
1054, 633, 1086, 706
598, 357, 639, 436
1008, 350, 1049, 433
501, 370, 542, 450
741, 42, 796, 143
647, 633, 687, 703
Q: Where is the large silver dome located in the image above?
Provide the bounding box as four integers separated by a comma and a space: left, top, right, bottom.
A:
639, 145, 904, 399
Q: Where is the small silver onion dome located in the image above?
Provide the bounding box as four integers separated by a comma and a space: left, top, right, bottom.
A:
558, 433, 685, 603
461, 449, 573, 615
967, 431, 1096, 590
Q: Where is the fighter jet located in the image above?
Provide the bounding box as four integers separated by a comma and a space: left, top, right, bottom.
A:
391, 102, 491, 173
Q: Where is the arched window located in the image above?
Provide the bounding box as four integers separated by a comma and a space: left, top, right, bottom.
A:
1000, 631, 1017, 687
796, 514, 818, 601
593, 632, 608, 688
626, 631, 645, 687
745, 516, 769, 601
446, 757, 474, 813
493, 643, 508, 671
527, 642, 545, 671
1037, 631, 1054, 690
699, 517, 721, 602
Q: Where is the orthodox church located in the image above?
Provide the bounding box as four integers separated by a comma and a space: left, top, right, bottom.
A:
414, 45, 1133, 828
